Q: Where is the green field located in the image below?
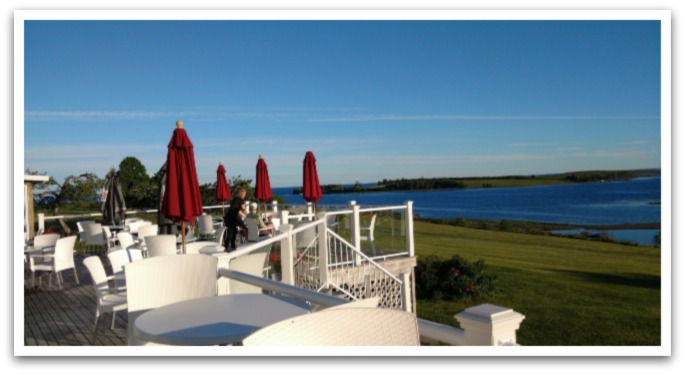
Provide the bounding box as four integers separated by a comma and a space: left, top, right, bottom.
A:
412, 220, 662, 346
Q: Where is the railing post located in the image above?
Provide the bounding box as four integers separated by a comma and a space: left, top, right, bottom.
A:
317, 212, 329, 287
350, 202, 361, 266
404, 201, 415, 258
455, 304, 526, 346
279, 210, 290, 228
306, 202, 313, 221
400, 272, 412, 312
272, 200, 278, 214
280, 223, 295, 286
38, 213, 45, 235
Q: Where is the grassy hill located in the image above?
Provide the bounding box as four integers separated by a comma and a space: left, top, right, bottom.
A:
412, 220, 661, 346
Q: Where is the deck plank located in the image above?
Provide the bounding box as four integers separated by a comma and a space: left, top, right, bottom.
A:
22, 254, 127, 346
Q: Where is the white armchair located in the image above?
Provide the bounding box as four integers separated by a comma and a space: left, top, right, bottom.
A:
242, 308, 420, 346
83, 256, 127, 343
28, 236, 79, 289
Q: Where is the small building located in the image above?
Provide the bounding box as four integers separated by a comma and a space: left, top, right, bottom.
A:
24, 175, 50, 240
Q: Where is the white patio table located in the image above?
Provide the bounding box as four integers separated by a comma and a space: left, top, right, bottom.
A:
133, 294, 310, 345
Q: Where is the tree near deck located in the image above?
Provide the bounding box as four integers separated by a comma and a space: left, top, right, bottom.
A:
26, 168, 102, 234
118, 156, 155, 209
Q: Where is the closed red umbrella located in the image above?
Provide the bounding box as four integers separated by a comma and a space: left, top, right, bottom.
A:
216, 162, 231, 215
303, 151, 322, 210
255, 155, 272, 211
161, 120, 203, 254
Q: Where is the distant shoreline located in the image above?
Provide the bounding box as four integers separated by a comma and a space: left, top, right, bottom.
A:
289, 169, 661, 195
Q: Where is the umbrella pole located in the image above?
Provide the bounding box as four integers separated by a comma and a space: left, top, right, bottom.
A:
181, 222, 186, 254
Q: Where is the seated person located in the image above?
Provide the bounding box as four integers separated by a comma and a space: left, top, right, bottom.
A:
246, 203, 274, 236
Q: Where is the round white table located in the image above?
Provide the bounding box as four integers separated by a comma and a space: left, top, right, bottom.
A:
133, 294, 310, 345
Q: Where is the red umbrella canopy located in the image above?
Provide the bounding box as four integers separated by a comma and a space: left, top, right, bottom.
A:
303, 151, 323, 203
161, 121, 204, 223
216, 162, 231, 202
255, 155, 273, 204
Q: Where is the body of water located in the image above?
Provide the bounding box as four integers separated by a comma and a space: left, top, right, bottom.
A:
273, 177, 661, 245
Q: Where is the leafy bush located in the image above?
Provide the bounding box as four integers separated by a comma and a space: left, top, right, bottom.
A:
415, 254, 497, 301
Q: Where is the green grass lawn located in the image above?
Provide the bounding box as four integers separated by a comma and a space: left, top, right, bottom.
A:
412, 220, 662, 346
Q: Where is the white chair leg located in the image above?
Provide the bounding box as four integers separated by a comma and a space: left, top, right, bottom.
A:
111, 312, 116, 330
73, 268, 80, 285
56, 272, 63, 289
31, 272, 35, 288
47, 272, 52, 288
92, 311, 100, 344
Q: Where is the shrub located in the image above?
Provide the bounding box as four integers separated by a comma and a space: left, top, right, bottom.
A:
415, 254, 497, 301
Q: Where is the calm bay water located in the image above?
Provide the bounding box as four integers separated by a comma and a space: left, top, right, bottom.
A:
273, 177, 661, 245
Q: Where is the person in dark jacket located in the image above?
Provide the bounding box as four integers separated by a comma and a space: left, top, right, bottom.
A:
223, 186, 247, 251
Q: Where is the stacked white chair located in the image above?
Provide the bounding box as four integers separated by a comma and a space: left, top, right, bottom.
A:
197, 214, 216, 239
84, 222, 107, 255
82, 256, 128, 343
242, 308, 420, 346
124, 254, 218, 345
28, 236, 79, 289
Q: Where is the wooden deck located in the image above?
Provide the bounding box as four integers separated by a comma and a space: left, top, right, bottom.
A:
23, 254, 127, 346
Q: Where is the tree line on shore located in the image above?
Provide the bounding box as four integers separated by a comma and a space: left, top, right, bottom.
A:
291, 168, 660, 194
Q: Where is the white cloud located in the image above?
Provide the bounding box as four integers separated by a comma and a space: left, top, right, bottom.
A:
308, 114, 659, 123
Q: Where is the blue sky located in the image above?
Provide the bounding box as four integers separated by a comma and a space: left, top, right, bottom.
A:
22, 20, 662, 187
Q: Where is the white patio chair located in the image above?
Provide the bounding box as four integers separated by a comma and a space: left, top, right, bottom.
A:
128, 220, 151, 235
225, 251, 269, 295
116, 232, 136, 251
309, 296, 381, 313
197, 214, 216, 239
123, 217, 142, 232
137, 224, 159, 247
77, 220, 95, 243
359, 214, 377, 242
242, 308, 420, 346
328, 296, 380, 310
25, 232, 61, 263
124, 254, 218, 345
107, 248, 143, 287
102, 226, 118, 249
28, 236, 79, 289
82, 256, 127, 343
32, 233, 60, 250
145, 235, 178, 257
245, 218, 273, 242
84, 222, 107, 255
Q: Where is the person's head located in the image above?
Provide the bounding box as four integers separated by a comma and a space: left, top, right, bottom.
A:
250, 202, 258, 213
236, 186, 246, 198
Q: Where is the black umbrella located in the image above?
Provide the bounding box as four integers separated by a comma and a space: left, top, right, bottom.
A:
101, 168, 126, 226
157, 162, 178, 236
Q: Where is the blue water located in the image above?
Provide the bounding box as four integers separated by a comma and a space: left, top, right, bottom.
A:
273, 177, 661, 226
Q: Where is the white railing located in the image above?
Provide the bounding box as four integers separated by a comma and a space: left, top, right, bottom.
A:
219, 269, 525, 346
38, 201, 416, 310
